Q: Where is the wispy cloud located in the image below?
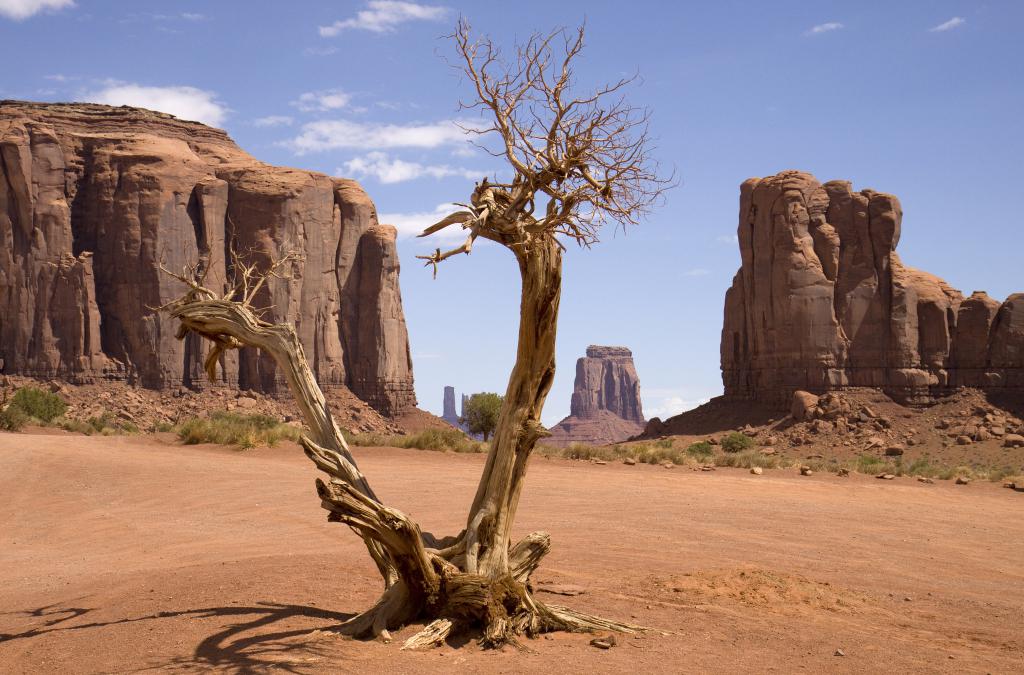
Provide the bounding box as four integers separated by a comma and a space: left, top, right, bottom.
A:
0, 0, 74, 21
284, 118, 469, 155
83, 82, 228, 127
304, 46, 339, 57
715, 233, 738, 245
319, 1, 446, 36
340, 151, 483, 184
684, 268, 710, 277
292, 88, 351, 112
379, 203, 472, 241
929, 17, 965, 32
643, 389, 711, 420
252, 115, 294, 128
805, 21, 843, 36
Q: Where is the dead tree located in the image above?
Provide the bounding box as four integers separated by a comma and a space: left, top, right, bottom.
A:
162, 21, 668, 649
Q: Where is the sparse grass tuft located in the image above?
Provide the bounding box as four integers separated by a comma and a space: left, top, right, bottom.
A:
714, 449, 784, 469
178, 412, 301, 449
58, 414, 141, 436
346, 427, 485, 454
0, 405, 29, 431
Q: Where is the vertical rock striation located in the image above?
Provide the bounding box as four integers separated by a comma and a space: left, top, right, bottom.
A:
548, 345, 645, 445
721, 170, 1023, 405
0, 101, 415, 415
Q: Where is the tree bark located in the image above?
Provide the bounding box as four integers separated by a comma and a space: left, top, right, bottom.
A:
464, 236, 562, 577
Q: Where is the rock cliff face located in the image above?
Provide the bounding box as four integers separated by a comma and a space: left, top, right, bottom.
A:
721, 170, 1023, 405
0, 101, 415, 415
548, 345, 645, 445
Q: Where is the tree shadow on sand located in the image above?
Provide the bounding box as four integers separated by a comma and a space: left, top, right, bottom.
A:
1, 601, 356, 674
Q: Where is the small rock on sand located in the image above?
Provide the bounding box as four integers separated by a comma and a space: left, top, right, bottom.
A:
750, 467, 763, 475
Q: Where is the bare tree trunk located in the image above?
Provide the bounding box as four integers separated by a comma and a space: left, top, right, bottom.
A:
464, 236, 561, 577
161, 238, 645, 648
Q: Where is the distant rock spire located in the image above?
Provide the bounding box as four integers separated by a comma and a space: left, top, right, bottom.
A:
547, 345, 646, 446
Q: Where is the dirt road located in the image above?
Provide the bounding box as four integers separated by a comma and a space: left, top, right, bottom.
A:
1, 432, 1022, 673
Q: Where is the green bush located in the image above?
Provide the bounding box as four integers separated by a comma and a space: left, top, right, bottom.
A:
685, 441, 714, 459
461, 392, 503, 441
0, 405, 29, 431
721, 432, 754, 453
178, 412, 301, 449
9, 386, 67, 422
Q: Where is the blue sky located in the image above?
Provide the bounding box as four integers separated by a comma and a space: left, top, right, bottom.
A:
2, 1, 1022, 425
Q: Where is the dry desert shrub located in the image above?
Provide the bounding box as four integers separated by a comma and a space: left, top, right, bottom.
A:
177, 412, 301, 449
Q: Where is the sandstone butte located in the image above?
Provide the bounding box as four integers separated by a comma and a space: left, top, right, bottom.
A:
721, 169, 1023, 406
547, 345, 645, 446
0, 101, 415, 416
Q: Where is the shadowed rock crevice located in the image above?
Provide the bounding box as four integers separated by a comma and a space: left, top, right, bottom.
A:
0, 100, 415, 415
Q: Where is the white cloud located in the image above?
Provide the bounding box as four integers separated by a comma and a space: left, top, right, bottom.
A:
83, 83, 228, 127
644, 394, 711, 420
715, 234, 738, 245
319, 0, 446, 36
929, 17, 965, 32
293, 88, 351, 112
340, 151, 482, 184
684, 268, 710, 277
252, 115, 294, 128
180, 12, 205, 21
379, 203, 473, 242
805, 21, 843, 36
285, 118, 469, 155
0, 0, 74, 20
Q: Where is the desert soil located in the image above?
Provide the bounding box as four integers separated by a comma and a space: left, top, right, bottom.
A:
1, 432, 1022, 674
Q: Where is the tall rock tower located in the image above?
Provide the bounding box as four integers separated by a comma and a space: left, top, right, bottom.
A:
442, 386, 460, 426
547, 345, 645, 446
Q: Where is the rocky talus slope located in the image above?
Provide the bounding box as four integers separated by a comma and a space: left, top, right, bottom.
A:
547, 345, 645, 446
721, 170, 1023, 405
0, 101, 415, 415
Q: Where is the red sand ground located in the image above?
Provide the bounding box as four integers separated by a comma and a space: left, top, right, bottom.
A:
1, 432, 1022, 674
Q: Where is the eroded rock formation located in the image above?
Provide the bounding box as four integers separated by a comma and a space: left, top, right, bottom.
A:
547, 345, 645, 445
442, 385, 459, 427
0, 101, 415, 415
721, 170, 1023, 405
